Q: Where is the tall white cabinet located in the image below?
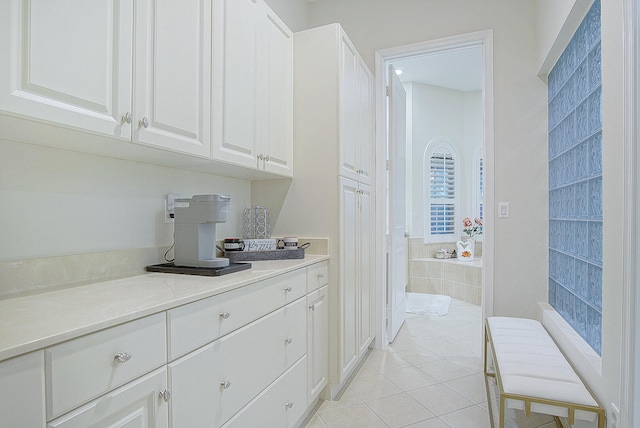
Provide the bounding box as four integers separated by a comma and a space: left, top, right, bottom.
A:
262, 23, 375, 397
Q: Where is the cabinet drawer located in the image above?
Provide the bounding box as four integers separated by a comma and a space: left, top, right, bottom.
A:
45, 313, 166, 419
168, 268, 306, 359
211, 298, 306, 426
306, 262, 328, 292
222, 355, 308, 428
169, 297, 307, 427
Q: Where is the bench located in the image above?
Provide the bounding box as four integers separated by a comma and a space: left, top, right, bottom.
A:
484, 316, 605, 428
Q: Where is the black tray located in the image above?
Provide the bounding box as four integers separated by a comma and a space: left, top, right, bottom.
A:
145, 262, 251, 276
226, 248, 305, 262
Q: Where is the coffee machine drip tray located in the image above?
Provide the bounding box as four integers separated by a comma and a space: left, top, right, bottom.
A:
145, 262, 252, 276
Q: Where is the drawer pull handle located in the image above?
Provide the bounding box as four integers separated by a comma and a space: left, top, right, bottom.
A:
219, 312, 231, 320
317, 273, 325, 279
284, 286, 292, 293
285, 338, 293, 344
159, 389, 171, 402
285, 402, 294, 409
114, 352, 133, 363
220, 381, 232, 389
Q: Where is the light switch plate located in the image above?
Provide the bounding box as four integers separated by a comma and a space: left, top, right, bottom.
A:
498, 202, 509, 218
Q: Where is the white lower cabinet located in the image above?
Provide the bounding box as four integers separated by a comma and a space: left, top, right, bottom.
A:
47, 368, 169, 428
307, 285, 328, 402
222, 355, 308, 428
0, 351, 45, 428
169, 297, 306, 426
9, 261, 328, 428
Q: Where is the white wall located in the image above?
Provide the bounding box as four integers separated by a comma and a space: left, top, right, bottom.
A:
406, 82, 482, 238
263, 0, 310, 32
0, 140, 251, 261
535, 0, 593, 75
307, 0, 549, 320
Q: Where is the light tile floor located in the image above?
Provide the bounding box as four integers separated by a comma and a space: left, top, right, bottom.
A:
302, 298, 559, 428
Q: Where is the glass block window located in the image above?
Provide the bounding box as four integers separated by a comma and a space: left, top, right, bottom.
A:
548, 0, 602, 355
425, 140, 458, 242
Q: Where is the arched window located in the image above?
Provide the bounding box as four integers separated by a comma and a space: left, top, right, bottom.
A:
424, 139, 458, 243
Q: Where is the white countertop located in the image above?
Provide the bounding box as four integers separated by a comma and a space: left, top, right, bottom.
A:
0, 255, 329, 362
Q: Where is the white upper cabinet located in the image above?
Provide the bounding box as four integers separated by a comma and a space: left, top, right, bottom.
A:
133, 0, 212, 157
356, 60, 374, 185
211, 0, 260, 168
212, 0, 293, 176
339, 35, 373, 185
261, 7, 293, 176
0, 0, 294, 177
0, 0, 134, 139
0, 0, 211, 157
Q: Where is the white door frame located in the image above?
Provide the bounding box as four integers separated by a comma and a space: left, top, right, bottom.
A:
621, 0, 639, 425
373, 30, 495, 349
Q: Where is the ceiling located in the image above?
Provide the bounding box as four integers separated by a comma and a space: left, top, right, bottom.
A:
390, 45, 483, 92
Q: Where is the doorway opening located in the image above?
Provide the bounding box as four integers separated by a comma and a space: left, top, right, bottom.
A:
374, 30, 495, 349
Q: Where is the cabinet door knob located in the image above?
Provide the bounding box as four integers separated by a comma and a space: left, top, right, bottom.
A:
285, 402, 294, 409
139, 117, 149, 128
309, 305, 315, 311
219, 312, 231, 320
159, 389, 171, 402
114, 352, 132, 363
317, 273, 324, 279
284, 286, 292, 293
121, 112, 132, 124
264, 155, 270, 162
220, 380, 232, 389
285, 338, 293, 344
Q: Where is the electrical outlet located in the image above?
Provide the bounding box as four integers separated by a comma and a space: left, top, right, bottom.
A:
165, 193, 179, 224
610, 403, 620, 428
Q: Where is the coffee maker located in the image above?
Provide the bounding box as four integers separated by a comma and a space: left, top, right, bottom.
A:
174, 194, 230, 268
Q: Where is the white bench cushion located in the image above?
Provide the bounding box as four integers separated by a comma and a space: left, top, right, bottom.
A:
487, 316, 599, 421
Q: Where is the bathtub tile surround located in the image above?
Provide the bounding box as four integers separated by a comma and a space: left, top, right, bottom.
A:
547, 0, 602, 355
408, 238, 482, 306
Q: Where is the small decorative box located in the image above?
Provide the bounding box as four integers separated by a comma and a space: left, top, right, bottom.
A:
243, 239, 277, 251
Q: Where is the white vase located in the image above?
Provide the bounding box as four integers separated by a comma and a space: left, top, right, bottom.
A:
456, 239, 474, 261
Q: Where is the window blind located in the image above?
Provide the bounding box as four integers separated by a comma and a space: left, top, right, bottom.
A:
429, 153, 455, 235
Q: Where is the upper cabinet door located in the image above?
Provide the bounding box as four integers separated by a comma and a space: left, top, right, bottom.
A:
134, 0, 212, 157
339, 34, 359, 182
261, 6, 293, 176
0, 0, 134, 139
357, 60, 374, 185
212, 0, 261, 168
337, 31, 373, 184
